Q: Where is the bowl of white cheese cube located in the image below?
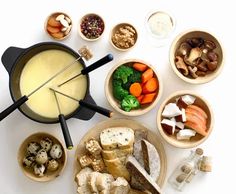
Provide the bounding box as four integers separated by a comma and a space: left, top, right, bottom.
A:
157, 90, 214, 148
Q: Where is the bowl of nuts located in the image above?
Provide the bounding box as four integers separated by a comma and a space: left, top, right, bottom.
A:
110, 23, 138, 51
170, 29, 224, 84
79, 13, 105, 41
18, 132, 67, 182
157, 90, 214, 148
45, 12, 72, 40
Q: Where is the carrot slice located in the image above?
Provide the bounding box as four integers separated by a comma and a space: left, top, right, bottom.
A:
142, 68, 153, 83
142, 77, 158, 94
129, 83, 142, 97
140, 93, 156, 104
133, 63, 148, 72
137, 95, 144, 103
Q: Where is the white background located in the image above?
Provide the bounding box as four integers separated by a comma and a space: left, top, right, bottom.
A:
0, 0, 235, 193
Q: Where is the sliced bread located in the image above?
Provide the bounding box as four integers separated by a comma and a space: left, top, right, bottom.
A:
100, 127, 134, 150
104, 158, 130, 181
96, 173, 114, 191
141, 139, 161, 180
110, 177, 130, 194
87, 171, 100, 193
75, 167, 93, 187
77, 185, 92, 194
101, 147, 133, 160
126, 156, 162, 194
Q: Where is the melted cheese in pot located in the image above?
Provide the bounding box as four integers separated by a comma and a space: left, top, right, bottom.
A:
20, 50, 87, 118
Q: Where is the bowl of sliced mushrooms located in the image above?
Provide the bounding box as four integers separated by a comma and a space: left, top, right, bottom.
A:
18, 132, 67, 182
169, 29, 224, 84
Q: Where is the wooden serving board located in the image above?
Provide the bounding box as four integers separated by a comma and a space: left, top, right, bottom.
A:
74, 118, 167, 191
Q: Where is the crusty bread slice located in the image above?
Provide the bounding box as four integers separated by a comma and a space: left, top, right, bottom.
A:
75, 167, 93, 187
77, 185, 92, 194
96, 173, 114, 191
110, 177, 130, 194
126, 156, 162, 194
87, 171, 100, 193
104, 158, 130, 181
101, 147, 133, 160
100, 127, 134, 150
141, 139, 161, 180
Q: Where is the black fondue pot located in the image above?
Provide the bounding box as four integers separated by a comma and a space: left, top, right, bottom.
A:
0, 42, 110, 123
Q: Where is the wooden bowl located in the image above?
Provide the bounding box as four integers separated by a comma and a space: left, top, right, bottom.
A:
105, 59, 163, 116
18, 132, 67, 182
74, 118, 167, 188
110, 23, 138, 51
169, 29, 224, 84
45, 12, 73, 41
157, 90, 214, 148
78, 13, 105, 41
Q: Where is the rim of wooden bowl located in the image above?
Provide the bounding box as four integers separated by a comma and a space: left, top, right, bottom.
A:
44, 12, 73, 41
169, 29, 224, 84
110, 23, 138, 51
17, 132, 67, 182
157, 90, 214, 148
105, 59, 163, 116
78, 13, 105, 41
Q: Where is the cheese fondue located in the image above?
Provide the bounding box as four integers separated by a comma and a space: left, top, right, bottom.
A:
20, 50, 87, 118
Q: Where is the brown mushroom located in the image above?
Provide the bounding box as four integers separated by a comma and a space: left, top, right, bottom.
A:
196, 71, 206, 77
207, 51, 218, 62
197, 61, 208, 72
184, 47, 202, 66
188, 66, 198, 78
176, 42, 191, 56
187, 37, 204, 47
207, 61, 218, 71
175, 56, 189, 76
204, 40, 216, 50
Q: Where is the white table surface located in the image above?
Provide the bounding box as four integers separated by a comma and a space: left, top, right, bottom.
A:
0, 0, 235, 193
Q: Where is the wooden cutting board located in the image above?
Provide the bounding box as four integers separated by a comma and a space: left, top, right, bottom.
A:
74, 118, 167, 192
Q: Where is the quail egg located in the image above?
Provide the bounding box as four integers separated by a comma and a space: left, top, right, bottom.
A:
23, 156, 35, 168
50, 144, 63, 159
47, 159, 59, 171
34, 164, 46, 177
40, 138, 53, 152
36, 149, 48, 164
27, 142, 40, 155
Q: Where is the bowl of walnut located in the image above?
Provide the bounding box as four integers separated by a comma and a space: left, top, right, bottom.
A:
169, 29, 224, 84
110, 23, 138, 51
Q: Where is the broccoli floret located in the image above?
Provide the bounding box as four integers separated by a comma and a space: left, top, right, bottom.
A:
122, 69, 142, 90
113, 65, 134, 84
112, 80, 129, 101
121, 95, 140, 112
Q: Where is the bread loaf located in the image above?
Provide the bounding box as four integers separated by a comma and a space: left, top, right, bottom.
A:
110, 177, 130, 194
77, 185, 92, 194
126, 156, 162, 194
87, 171, 100, 193
96, 173, 114, 191
100, 127, 134, 150
102, 147, 133, 160
75, 167, 93, 187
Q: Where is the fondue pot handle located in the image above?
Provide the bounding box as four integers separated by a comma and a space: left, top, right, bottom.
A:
59, 114, 73, 150
72, 94, 96, 120
1, 46, 25, 74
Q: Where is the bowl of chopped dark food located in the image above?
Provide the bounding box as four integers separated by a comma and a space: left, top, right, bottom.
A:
18, 132, 67, 182
79, 13, 105, 41
170, 29, 224, 84
105, 59, 163, 116
110, 23, 138, 51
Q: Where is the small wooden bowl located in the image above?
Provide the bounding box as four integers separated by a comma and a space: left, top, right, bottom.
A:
78, 13, 105, 41
45, 12, 73, 41
170, 29, 224, 84
110, 23, 138, 51
18, 132, 67, 182
157, 90, 214, 148
105, 59, 163, 116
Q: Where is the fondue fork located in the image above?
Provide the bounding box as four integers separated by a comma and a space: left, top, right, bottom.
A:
58, 54, 113, 87
49, 88, 113, 118
52, 90, 73, 150
0, 52, 113, 121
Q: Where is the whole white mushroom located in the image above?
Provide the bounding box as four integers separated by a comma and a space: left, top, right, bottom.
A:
50, 144, 63, 159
